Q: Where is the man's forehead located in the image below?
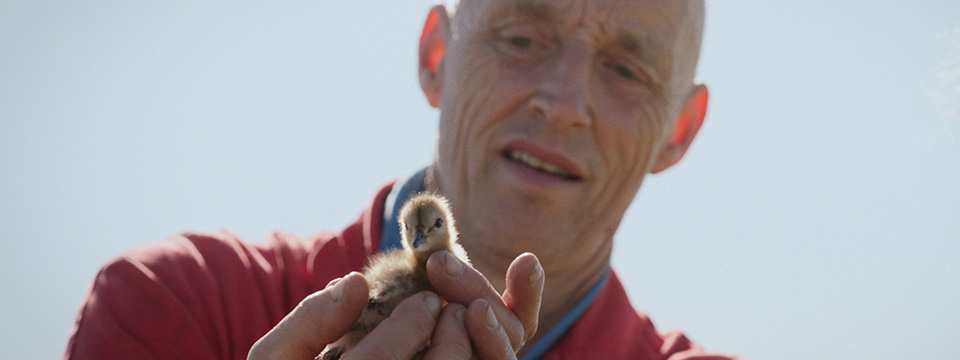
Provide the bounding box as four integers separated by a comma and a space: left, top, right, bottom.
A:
463, 0, 701, 28
454, 0, 705, 91
465, 0, 699, 53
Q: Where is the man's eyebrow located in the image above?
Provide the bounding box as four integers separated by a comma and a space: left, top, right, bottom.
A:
513, 0, 556, 21
616, 30, 655, 61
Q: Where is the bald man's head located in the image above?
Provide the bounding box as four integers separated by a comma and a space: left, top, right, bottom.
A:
415, 0, 712, 262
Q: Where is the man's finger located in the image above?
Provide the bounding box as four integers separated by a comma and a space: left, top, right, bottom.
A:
465, 298, 517, 360
426, 251, 543, 351
501, 253, 544, 344
247, 272, 368, 360
343, 291, 443, 360
423, 303, 472, 360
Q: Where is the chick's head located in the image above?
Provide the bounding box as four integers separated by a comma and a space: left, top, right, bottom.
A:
399, 193, 457, 263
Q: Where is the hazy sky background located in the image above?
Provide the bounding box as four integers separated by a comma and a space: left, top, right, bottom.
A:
2, 1, 959, 359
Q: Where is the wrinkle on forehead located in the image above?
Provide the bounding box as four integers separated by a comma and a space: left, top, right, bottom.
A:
454, 0, 704, 95
455, 0, 702, 31
514, 0, 557, 21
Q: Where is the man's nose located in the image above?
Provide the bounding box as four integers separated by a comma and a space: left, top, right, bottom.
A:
529, 45, 593, 130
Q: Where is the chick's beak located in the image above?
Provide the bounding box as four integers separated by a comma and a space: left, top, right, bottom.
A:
412, 230, 427, 248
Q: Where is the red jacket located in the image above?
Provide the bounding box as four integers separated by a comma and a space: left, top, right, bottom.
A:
65, 182, 738, 359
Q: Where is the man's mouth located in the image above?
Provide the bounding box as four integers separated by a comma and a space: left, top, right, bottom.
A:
506, 150, 579, 180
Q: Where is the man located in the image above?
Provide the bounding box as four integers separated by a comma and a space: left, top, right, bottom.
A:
67, 0, 736, 359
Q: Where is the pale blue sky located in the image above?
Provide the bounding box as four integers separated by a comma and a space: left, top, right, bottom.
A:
2, 1, 958, 359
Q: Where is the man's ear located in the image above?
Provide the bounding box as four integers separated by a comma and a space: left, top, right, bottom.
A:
419, 6, 449, 108
650, 84, 709, 174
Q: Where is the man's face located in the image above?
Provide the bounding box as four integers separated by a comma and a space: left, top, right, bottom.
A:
431, 0, 704, 259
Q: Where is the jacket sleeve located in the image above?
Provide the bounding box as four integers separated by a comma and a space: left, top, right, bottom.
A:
64, 252, 219, 359
65, 185, 389, 360
63, 232, 300, 360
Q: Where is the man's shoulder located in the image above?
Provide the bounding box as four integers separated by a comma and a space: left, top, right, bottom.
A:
93, 231, 327, 305
108, 226, 373, 290
112, 230, 311, 271
116, 231, 277, 271
67, 230, 360, 359
92, 180, 395, 300
66, 183, 396, 359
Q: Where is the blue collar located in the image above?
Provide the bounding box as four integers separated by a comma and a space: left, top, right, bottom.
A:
380, 168, 610, 359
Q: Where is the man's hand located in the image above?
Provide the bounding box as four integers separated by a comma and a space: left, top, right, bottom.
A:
247, 272, 445, 360
247, 252, 544, 360
427, 251, 545, 357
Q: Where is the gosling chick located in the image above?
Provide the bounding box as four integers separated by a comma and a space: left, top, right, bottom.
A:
320, 193, 470, 360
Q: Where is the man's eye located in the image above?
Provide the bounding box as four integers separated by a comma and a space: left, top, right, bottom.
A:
494, 26, 550, 62
613, 64, 636, 80
508, 36, 533, 48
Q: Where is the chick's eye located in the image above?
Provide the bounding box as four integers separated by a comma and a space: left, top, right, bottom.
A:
434, 218, 443, 229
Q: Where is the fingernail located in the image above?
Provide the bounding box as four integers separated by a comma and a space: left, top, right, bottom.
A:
484, 304, 499, 329
454, 306, 466, 322
528, 262, 542, 285
444, 251, 463, 276
424, 294, 441, 315
329, 278, 345, 303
